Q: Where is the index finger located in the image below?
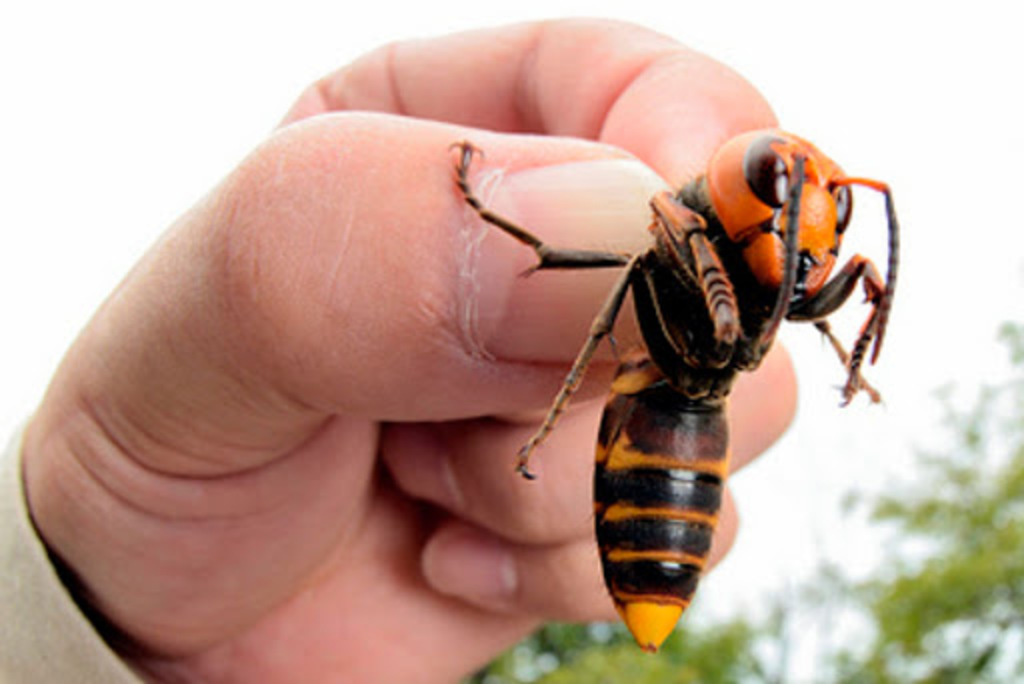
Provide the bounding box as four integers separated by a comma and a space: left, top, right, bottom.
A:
283, 19, 776, 183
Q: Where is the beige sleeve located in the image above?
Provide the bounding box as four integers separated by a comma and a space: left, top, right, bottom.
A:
0, 425, 142, 682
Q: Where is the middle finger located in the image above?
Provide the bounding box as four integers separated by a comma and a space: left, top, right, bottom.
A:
381, 347, 795, 546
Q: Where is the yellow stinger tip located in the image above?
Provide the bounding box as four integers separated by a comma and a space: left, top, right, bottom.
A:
617, 601, 683, 653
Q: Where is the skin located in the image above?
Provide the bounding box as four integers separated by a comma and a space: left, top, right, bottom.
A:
21, 19, 794, 683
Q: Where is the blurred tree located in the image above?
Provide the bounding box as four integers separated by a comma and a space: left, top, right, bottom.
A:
465, 618, 773, 684
467, 323, 1024, 683
832, 321, 1024, 683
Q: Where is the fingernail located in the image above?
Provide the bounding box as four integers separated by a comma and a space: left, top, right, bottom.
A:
457, 157, 668, 362
422, 525, 518, 606
492, 158, 668, 253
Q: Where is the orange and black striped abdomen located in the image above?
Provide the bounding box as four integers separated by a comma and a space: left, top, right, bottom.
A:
594, 357, 730, 650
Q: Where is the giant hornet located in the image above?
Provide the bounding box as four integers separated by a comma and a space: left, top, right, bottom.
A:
451, 130, 898, 652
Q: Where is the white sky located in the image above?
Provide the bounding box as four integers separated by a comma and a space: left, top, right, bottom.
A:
3, 0, 1022, 661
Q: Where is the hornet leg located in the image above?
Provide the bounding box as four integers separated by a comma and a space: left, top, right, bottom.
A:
788, 254, 886, 403
452, 141, 632, 271
514, 258, 640, 478
451, 141, 641, 478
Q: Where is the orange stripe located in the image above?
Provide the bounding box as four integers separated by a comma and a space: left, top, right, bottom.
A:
603, 439, 731, 477
609, 363, 663, 396
604, 548, 708, 568
600, 503, 719, 527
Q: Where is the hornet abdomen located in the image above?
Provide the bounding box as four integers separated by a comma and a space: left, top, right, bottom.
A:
594, 356, 730, 652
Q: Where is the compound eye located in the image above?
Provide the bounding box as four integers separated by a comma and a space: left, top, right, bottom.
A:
742, 136, 789, 208
833, 184, 853, 234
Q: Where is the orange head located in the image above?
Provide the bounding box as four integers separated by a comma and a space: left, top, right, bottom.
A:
705, 130, 853, 298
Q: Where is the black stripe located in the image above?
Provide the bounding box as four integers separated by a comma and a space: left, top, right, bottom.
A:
623, 395, 729, 463
595, 467, 723, 515
603, 559, 702, 601
597, 516, 714, 556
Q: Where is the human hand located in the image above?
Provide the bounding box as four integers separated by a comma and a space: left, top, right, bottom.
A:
23, 19, 794, 683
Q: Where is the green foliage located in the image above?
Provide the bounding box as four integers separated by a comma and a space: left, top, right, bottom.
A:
536, 620, 764, 684
465, 623, 629, 684
841, 322, 1024, 682
466, 619, 772, 684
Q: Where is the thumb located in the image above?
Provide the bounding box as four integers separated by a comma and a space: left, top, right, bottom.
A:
29, 113, 669, 477
211, 114, 667, 426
